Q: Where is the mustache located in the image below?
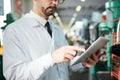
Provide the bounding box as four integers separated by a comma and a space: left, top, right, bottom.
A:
47, 6, 57, 10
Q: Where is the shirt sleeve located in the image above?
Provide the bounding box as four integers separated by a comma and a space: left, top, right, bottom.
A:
3, 26, 54, 80
69, 63, 85, 72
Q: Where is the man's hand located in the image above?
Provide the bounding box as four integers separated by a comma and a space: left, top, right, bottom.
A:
82, 52, 100, 67
51, 46, 85, 64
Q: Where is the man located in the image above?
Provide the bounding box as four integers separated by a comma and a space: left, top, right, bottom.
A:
3, 0, 99, 80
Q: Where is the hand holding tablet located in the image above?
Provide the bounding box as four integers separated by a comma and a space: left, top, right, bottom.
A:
70, 37, 110, 65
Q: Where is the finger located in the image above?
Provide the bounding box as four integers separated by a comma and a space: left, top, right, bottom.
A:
67, 46, 85, 52
83, 55, 98, 67
95, 50, 100, 55
97, 53, 105, 59
91, 54, 99, 62
82, 62, 94, 67
85, 58, 96, 65
64, 53, 74, 61
64, 57, 70, 62
66, 49, 77, 57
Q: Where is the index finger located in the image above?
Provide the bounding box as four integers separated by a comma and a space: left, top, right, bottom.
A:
68, 46, 85, 52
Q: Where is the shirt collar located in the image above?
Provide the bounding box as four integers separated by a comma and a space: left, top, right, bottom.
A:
30, 10, 47, 27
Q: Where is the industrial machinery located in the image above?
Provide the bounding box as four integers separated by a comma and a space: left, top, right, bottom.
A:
111, 21, 120, 80
1, 13, 15, 30
89, 0, 120, 80
89, 18, 111, 80
106, 0, 120, 80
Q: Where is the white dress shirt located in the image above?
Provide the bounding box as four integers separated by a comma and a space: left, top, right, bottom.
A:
3, 11, 84, 80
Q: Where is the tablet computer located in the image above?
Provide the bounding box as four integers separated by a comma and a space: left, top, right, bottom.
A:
70, 37, 110, 65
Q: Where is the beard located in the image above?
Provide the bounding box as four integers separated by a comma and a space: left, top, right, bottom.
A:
42, 6, 57, 17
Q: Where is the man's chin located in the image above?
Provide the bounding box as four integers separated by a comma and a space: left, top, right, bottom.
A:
46, 12, 54, 16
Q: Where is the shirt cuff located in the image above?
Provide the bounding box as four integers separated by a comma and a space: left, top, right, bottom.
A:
70, 63, 85, 72
40, 52, 54, 69
30, 53, 54, 79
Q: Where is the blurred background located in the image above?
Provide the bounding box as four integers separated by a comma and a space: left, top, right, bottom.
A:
0, 0, 120, 80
